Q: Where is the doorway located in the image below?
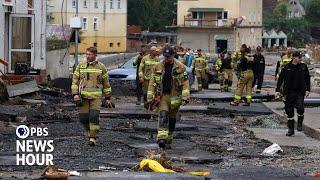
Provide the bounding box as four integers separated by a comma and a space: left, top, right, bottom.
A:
9, 14, 34, 72
216, 40, 228, 53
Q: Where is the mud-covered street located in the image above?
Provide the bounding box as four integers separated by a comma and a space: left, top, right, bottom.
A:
0, 54, 319, 179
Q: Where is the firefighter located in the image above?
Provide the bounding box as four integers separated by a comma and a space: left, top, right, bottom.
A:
252, 46, 265, 94
139, 46, 160, 108
276, 51, 310, 136
133, 45, 148, 105
71, 47, 112, 146
275, 47, 293, 80
221, 52, 233, 92
191, 49, 209, 91
230, 46, 254, 106
215, 51, 225, 91
147, 46, 190, 149
232, 44, 247, 79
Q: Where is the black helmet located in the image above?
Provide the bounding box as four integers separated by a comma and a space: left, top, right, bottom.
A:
292, 51, 302, 57
256, 46, 262, 52
163, 46, 175, 57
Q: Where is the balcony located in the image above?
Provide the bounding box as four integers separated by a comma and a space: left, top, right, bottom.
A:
183, 17, 235, 29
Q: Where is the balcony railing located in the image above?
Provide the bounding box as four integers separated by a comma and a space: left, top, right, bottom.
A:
183, 18, 234, 28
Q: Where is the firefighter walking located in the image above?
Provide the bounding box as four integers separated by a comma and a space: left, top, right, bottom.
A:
139, 46, 160, 108
216, 51, 233, 92
191, 49, 209, 91
133, 45, 148, 105
252, 46, 265, 94
72, 47, 112, 146
147, 46, 190, 149
230, 45, 254, 106
276, 51, 310, 136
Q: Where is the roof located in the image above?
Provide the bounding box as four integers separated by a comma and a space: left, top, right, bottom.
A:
141, 31, 177, 37
188, 8, 224, 12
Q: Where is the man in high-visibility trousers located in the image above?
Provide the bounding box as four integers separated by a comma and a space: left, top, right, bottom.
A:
230, 45, 254, 106
147, 46, 190, 149
191, 49, 209, 91
139, 46, 160, 109
72, 47, 112, 146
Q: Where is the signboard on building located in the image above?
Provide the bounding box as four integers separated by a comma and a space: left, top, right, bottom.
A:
2, 0, 15, 6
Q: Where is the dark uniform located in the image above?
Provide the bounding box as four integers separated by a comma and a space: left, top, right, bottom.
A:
253, 48, 265, 94
133, 51, 147, 104
220, 55, 233, 92
276, 51, 310, 136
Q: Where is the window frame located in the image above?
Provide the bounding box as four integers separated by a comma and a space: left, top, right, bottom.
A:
72, 0, 76, 8
94, 0, 98, 8
82, 17, 88, 30
117, 0, 121, 9
93, 17, 99, 31
83, 0, 88, 8
110, 0, 114, 9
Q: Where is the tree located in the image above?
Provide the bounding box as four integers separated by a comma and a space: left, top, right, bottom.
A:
263, 2, 310, 47
127, 0, 177, 31
305, 0, 320, 26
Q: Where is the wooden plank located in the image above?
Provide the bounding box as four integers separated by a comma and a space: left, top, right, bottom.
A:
6, 80, 39, 97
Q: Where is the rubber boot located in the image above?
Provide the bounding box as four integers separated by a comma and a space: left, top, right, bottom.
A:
297, 115, 304, 131
286, 121, 295, 136
89, 138, 96, 146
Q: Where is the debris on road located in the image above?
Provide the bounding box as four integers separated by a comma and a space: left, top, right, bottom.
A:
262, 143, 284, 156
41, 165, 69, 179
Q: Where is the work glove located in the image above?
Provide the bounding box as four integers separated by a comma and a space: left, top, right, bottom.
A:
182, 99, 189, 106
104, 97, 115, 108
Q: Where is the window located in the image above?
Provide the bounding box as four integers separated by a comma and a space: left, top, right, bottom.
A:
82, 17, 88, 30
109, 43, 114, 47
117, 42, 120, 47
217, 12, 222, 19
83, 0, 88, 8
72, 0, 76, 8
117, 0, 121, 9
192, 12, 203, 19
93, 17, 98, 31
223, 11, 228, 19
110, 0, 113, 9
94, 0, 98, 8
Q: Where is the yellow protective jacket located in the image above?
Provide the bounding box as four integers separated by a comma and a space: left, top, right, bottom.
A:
147, 59, 190, 105
71, 60, 111, 99
215, 58, 222, 72
191, 55, 209, 72
232, 51, 243, 69
138, 54, 160, 81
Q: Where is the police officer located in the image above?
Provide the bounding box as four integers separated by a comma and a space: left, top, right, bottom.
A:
139, 46, 160, 108
253, 46, 265, 94
191, 49, 209, 91
147, 46, 190, 149
230, 46, 254, 106
276, 51, 310, 136
133, 45, 148, 105
72, 47, 112, 146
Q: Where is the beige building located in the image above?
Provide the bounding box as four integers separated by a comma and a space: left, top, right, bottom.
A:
47, 0, 127, 53
175, 0, 263, 53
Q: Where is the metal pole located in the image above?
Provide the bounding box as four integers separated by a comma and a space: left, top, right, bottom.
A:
74, 0, 79, 69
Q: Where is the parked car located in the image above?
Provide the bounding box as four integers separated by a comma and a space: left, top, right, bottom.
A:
108, 56, 194, 95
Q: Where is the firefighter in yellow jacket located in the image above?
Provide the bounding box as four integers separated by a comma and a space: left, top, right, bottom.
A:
139, 46, 160, 108
147, 46, 190, 149
275, 47, 293, 80
230, 45, 254, 106
232, 44, 248, 79
191, 49, 209, 91
71, 47, 112, 146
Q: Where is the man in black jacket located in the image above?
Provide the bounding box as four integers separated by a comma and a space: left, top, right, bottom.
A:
276, 51, 310, 136
253, 46, 265, 94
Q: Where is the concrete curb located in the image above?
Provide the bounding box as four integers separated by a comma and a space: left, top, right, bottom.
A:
263, 102, 320, 141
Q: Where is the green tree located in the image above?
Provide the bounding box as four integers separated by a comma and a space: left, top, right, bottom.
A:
305, 0, 320, 26
127, 0, 177, 31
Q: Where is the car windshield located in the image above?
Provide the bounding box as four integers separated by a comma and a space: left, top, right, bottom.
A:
120, 58, 135, 69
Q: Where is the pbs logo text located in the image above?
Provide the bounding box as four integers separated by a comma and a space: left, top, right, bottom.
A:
16, 125, 49, 139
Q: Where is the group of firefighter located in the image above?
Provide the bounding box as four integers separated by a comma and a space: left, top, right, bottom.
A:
71, 43, 310, 148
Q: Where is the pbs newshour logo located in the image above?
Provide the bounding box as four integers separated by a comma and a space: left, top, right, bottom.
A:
16, 125, 30, 139
16, 125, 54, 166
